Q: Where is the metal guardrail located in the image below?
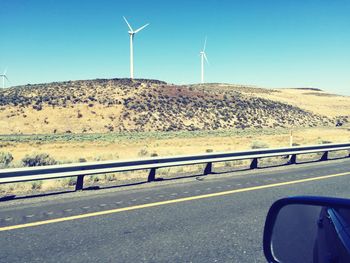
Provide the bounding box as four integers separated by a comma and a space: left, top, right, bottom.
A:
0, 143, 349, 191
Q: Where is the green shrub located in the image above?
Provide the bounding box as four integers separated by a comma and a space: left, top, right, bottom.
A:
21, 153, 57, 167
0, 151, 13, 168
224, 161, 233, 167
31, 181, 42, 190
138, 148, 148, 157
94, 156, 103, 161
104, 174, 116, 181
67, 177, 76, 186
251, 141, 269, 149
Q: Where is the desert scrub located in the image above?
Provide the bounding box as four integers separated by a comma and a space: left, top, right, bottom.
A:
0, 151, 13, 168
251, 141, 269, 149
21, 153, 57, 167
66, 177, 77, 186
104, 174, 117, 182
138, 148, 148, 157
0, 128, 291, 143
224, 161, 234, 167
31, 181, 43, 190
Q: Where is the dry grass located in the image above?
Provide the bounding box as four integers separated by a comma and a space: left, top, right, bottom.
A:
1, 127, 349, 196
1, 80, 344, 134
252, 88, 350, 117
0, 79, 349, 195
2, 127, 349, 163
0, 104, 124, 134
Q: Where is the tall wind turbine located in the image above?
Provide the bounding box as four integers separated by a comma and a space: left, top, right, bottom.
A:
200, 37, 209, 84
123, 16, 149, 79
0, 68, 9, 88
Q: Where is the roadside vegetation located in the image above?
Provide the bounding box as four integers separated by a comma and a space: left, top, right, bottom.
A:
0, 79, 349, 195
1, 127, 349, 196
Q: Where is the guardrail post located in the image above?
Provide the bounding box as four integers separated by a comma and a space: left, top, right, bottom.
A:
250, 158, 258, 169
321, 151, 328, 161
75, 175, 85, 191
204, 162, 212, 175
289, 154, 297, 165
148, 168, 156, 182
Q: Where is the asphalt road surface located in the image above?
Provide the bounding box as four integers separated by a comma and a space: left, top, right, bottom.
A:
1, 158, 350, 263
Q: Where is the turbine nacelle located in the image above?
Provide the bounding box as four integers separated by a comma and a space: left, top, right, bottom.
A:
123, 16, 149, 35
123, 16, 149, 79
2, 68, 7, 76
200, 37, 209, 64
200, 38, 209, 84
0, 68, 9, 88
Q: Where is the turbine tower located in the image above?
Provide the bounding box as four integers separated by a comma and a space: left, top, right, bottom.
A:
123, 16, 149, 79
200, 37, 209, 84
0, 68, 9, 88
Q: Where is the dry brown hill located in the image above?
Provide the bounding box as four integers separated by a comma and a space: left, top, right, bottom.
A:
0, 78, 348, 134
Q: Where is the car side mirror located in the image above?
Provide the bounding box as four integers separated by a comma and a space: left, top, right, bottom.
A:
263, 196, 350, 263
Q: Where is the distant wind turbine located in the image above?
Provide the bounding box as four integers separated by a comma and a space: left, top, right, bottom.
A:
0, 68, 9, 88
200, 37, 209, 84
123, 16, 149, 79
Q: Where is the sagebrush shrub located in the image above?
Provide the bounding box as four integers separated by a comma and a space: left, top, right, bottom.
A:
21, 153, 57, 167
0, 151, 13, 168
251, 141, 269, 149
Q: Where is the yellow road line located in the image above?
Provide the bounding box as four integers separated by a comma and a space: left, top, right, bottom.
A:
1, 171, 350, 232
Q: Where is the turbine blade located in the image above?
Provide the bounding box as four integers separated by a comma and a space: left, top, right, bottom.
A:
203, 37, 207, 52
134, 23, 149, 33
123, 16, 134, 32
204, 53, 209, 65
4, 75, 9, 82
3, 67, 7, 75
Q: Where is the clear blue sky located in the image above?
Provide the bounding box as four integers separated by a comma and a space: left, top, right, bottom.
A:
1, 0, 350, 95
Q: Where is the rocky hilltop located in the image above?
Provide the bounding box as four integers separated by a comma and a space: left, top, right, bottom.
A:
0, 78, 347, 134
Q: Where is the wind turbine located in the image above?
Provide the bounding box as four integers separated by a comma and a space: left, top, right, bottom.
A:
0, 68, 9, 88
200, 37, 209, 84
123, 16, 149, 79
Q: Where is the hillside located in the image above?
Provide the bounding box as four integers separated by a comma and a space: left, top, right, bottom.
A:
0, 78, 348, 135
251, 87, 350, 118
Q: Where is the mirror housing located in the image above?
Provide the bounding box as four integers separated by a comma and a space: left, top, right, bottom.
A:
263, 196, 350, 263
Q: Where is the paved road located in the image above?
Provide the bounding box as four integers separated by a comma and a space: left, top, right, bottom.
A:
1, 158, 350, 262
